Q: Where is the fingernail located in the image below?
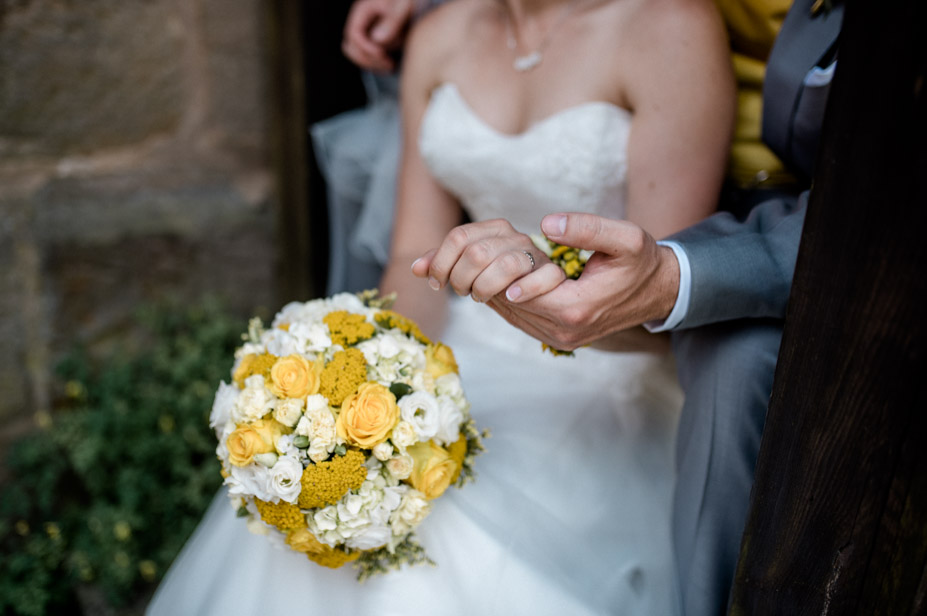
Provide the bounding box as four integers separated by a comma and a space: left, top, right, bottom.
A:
372, 24, 390, 42
471, 294, 482, 304
411, 258, 422, 271
542, 215, 566, 238
428, 276, 440, 291
505, 285, 522, 301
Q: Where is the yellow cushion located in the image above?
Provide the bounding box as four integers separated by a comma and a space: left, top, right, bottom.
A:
715, 0, 796, 187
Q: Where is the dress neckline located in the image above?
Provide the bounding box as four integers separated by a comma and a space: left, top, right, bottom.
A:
434, 82, 631, 139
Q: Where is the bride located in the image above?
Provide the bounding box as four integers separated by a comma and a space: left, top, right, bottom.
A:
147, 0, 733, 614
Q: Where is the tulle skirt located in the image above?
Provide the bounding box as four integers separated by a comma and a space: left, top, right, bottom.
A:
147, 298, 682, 615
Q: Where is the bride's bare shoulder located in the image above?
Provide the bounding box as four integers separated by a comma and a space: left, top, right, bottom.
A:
623, 0, 728, 46
411, 0, 494, 45
404, 0, 499, 84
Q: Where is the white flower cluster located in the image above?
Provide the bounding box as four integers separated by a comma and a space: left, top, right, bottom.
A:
307, 462, 431, 552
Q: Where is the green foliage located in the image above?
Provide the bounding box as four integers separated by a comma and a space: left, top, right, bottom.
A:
0, 299, 244, 615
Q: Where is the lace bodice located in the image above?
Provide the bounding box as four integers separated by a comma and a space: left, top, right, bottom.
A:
419, 83, 632, 233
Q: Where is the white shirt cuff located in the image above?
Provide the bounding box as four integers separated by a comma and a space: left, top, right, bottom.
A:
643, 241, 691, 333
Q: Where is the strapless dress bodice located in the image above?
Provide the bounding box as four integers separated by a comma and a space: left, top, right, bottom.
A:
419, 83, 633, 233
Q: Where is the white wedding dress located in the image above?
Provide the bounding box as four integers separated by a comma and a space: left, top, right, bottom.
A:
148, 83, 683, 616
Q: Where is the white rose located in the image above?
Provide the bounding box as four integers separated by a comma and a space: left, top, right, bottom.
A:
269, 455, 303, 504
372, 442, 393, 462
399, 391, 441, 441
433, 397, 464, 446
226, 464, 275, 502
391, 421, 418, 450
390, 489, 432, 536
274, 397, 304, 428
386, 454, 414, 480
210, 381, 239, 429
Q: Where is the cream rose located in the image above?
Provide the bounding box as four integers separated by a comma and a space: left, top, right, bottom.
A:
270, 354, 321, 399
386, 453, 414, 480
389, 489, 432, 535
372, 441, 393, 462
336, 382, 399, 448
406, 440, 459, 499
234, 375, 277, 422
274, 397, 304, 428
391, 421, 417, 450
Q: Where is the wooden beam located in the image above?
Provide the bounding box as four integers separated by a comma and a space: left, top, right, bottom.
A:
730, 0, 927, 613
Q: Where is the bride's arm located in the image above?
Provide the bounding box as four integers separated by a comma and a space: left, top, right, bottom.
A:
378, 8, 462, 339
621, 0, 735, 239
583, 0, 734, 352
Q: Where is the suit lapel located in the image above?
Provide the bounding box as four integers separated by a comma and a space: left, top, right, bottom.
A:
762, 0, 844, 174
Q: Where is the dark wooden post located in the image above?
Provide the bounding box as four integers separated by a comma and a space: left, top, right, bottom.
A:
729, 0, 927, 613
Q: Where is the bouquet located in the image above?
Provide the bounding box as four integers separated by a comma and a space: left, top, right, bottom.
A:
209, 291, 485, 579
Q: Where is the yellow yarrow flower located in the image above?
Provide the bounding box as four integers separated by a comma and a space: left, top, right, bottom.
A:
308, 546, 361, 568
233, 352, 277, 388
320, 348, 368, 406
286, 527, 361, 569
323, 310, 376, 347
298, 449, 368, 509
374, 310, 431, 345
255, 498, 306, 531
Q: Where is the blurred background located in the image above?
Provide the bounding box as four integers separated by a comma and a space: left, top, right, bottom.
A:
0, 2, 364, 613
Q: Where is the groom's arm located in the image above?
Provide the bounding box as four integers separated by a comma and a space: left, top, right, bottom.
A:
483, 195, 806, 350
662, 191, 806, 330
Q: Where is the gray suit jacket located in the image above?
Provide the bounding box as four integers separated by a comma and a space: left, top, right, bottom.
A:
672, 0, 843, 330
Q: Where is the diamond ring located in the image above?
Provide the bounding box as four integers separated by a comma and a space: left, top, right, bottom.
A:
522, 250, 536, 270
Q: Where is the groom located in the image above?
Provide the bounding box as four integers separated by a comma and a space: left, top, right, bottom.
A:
349, 0, 843, 613
480, 0, 844, 614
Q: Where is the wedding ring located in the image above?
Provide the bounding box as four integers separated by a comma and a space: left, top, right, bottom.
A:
522, 250, 536, 270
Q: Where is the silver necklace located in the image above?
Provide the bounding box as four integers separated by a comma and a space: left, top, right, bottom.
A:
503, 0, 581, 72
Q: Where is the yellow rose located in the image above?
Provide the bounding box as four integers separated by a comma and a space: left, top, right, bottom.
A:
406, 440, 459, 500
425, 343, 459, 378
446, 434, 468, 484
226, 418, 286, 467
336, 382, 399, 448
271, 354, 321, 399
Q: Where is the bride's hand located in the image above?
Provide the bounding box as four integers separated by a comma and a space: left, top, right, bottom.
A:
412, 219, 567, 303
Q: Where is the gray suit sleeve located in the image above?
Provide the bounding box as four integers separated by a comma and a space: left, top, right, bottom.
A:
671, 191, 808, 330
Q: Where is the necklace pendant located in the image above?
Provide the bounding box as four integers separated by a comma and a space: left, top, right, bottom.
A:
513, 51, 542, 72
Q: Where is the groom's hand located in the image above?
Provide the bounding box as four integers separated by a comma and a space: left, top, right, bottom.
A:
487, 213, 681, 351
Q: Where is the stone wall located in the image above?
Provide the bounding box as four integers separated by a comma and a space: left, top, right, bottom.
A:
0, 0, 281, 438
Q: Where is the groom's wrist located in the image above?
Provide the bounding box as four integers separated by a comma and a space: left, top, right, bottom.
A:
643, 242, 687, 332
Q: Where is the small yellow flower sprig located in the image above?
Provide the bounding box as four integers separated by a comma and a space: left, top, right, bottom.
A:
529, 235, 593, 357
529, 235, 592, 280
